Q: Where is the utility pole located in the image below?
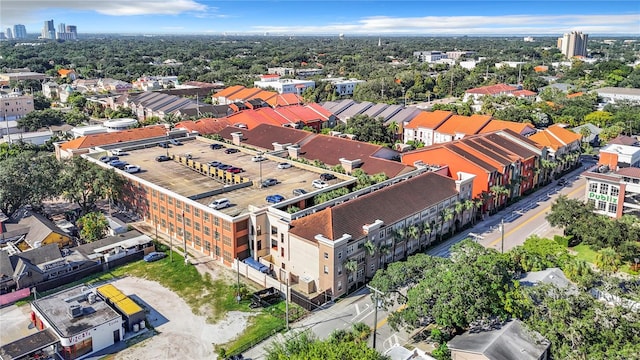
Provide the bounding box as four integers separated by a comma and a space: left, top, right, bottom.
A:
169, 230, 173, 262
501, 218, 505, 254
366, 285, 384, 350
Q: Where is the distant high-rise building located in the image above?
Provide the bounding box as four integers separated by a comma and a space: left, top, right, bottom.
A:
13, 24, 27, 39
66, 25, 77, 39
5, 28, 13, 39
42, 19, 55, 39
57, 23, 66, 34
557, 31, 588, 58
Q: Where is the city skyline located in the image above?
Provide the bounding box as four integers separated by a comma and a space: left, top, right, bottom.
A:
0, 0, 638, 36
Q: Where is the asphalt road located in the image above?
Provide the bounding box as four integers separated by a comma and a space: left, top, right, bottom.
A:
243, 160, 594, 359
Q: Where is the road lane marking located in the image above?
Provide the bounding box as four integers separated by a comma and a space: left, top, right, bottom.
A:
488, 183, 585, 248
355, 303, 360, 315
376, 304, 406, 330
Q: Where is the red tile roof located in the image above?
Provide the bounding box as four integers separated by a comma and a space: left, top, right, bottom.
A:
218, 123, 314, 150
60, 125, 166, 150
512, 89, 537, 97
174, 118, 231, 134
404, 110, 453, 129
227, 88, 263, 102
465, 83, 517, 95
268, 93, 302, 107
479, 120, 535, 135
436, 114, 493, 135
289, 172, 457, 241
616, 167, 640, 178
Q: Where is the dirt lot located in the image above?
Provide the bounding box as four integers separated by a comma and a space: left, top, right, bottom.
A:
112, 277, 252, 360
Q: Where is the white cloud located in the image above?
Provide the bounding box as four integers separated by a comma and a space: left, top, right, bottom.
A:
0, 0, 207, 23
253, 14, 640, 35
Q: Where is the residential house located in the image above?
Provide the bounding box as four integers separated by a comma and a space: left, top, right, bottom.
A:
57, 69, 76, 80
42, 81, 60, 99
572, 123, 602, 146
448, 320, 550, 360
253, 75, 315, 94
463, 83, 519, 103
2, 209, 72, 251
608, 134, 638, 146
0, 90, 34, 121
479, 119, 536, 137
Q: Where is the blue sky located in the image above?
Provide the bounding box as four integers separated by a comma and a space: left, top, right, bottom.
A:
1, 0, 639, 36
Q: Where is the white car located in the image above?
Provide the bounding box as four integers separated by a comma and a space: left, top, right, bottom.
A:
208, 198, 231, 210
312, 179, 328, 189
252, 155, 266, 162
124, 165, 141, 173
277, 162, 292, 169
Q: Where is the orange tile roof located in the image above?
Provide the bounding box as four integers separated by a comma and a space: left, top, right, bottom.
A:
533, 66, 549, 73
512, 89, 537, 97
214, 85, 246, 99
268, 93, 302, 107
465, 83, 517, 95
60, 125, 166, 150
479, 120, 535, 135
58, 69, 74, 76
228, 88, 262, 102
567, 92, 584, 98
249, 90, 277, 102
546, 124, 582, 144
529, 130, 563, 150
436, 114, 493, 135
404, 110, 453, 129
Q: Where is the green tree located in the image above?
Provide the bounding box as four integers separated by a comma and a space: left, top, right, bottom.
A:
77, 211, 109, 242
584, 111, 613, 128
59, 157, 125, 215
33, 94, 51, 110
0, 151, 61, 216
595, 247, 621, 274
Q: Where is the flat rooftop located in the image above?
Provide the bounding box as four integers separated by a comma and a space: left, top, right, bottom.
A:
89, 138, 349, 217
32, 285, 121, 338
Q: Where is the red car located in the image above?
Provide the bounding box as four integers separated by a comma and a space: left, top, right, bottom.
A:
226, 167, 244, 174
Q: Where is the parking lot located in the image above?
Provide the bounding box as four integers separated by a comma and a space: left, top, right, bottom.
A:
91, 138, 346, 216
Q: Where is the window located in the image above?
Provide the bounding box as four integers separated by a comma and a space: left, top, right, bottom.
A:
598, 201, 606, 211
378, 231, 384, 239
370, 264, 375, 272
214, 217, 219, 226
160, 206, 165, 214
256, 226, 262, 236
161, 219, 166, 228
337, 281, 342, 291
194, 208, 200, 218
194, 223, 200, 231
204, 226, 210, 236
324, 252, 329, 259
611, 186, 619, 197
324, 265, 329, 274
195, 236, 201, 246
205, 241, 211, 251
281, 247, 285, 257
160, 194, 165, 201
204, 213, 210, 221
346, 245, 354, 255
271, 240, 278, 249
223, 235, 231, 246
184, 204, 191, 213
609, 203, 617, 213
257, 240, 262, 251
168, 197, 173, 205
222, 221, 231, 231
589, 182, 598, 192
281, 233, 284, 242
271, 226, 278, 235
223, 251, 232, 263
600, 184, 609, 194
337, 251, 342, 260
214, 231, 220, 240
338, 265, 342, 275
152, 203, 158, 210
168, 210, 174, 219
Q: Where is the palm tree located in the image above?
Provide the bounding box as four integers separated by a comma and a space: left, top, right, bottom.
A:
439, 208, 454, 240
454, 201, 464, 232
378, 244, 391, 269
392, 227, 406, 262
490, 185, 509, 211
406, 225, 419, 256
480, 191, 492, 217
421, 221, 432, 249
344, 259, 359, 288
363, 239, 377, 280
595, 247, 621, 275
387, 121, 399, 142
463, 199, 475, 226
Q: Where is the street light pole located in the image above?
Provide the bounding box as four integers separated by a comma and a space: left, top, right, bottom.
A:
285, 277, 290, 331
236, 257, 241, 304
366, 284, 384, 350
169, 230, 173, 262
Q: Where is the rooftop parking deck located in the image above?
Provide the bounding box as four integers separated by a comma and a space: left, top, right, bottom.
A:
90, 139, 348, 217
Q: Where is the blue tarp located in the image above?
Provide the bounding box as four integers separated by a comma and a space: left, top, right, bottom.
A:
243, 257, 269, 273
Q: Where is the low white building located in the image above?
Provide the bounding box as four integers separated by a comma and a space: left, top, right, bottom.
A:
326, 77, 366, 96
71, 125, 109, 138
254, 74, 315, 94
103, 118, 138, 131
3, 130, 53, 145
413, 51, 447, 63
596, 87, 640, 104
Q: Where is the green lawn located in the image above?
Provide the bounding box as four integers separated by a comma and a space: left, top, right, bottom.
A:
569, 243, 598, 264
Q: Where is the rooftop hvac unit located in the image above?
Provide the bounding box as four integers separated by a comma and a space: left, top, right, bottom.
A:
299, 275, 316, 294
68, 305, 83, 318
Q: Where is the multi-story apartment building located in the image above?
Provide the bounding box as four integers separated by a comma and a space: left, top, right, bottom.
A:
41, 20, 55, 39
253, 74, 315, 94
557, 31, 588, 58
1, 90, 34, 121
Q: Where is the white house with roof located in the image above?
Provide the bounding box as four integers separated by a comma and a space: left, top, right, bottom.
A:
253, 74, 315, 94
